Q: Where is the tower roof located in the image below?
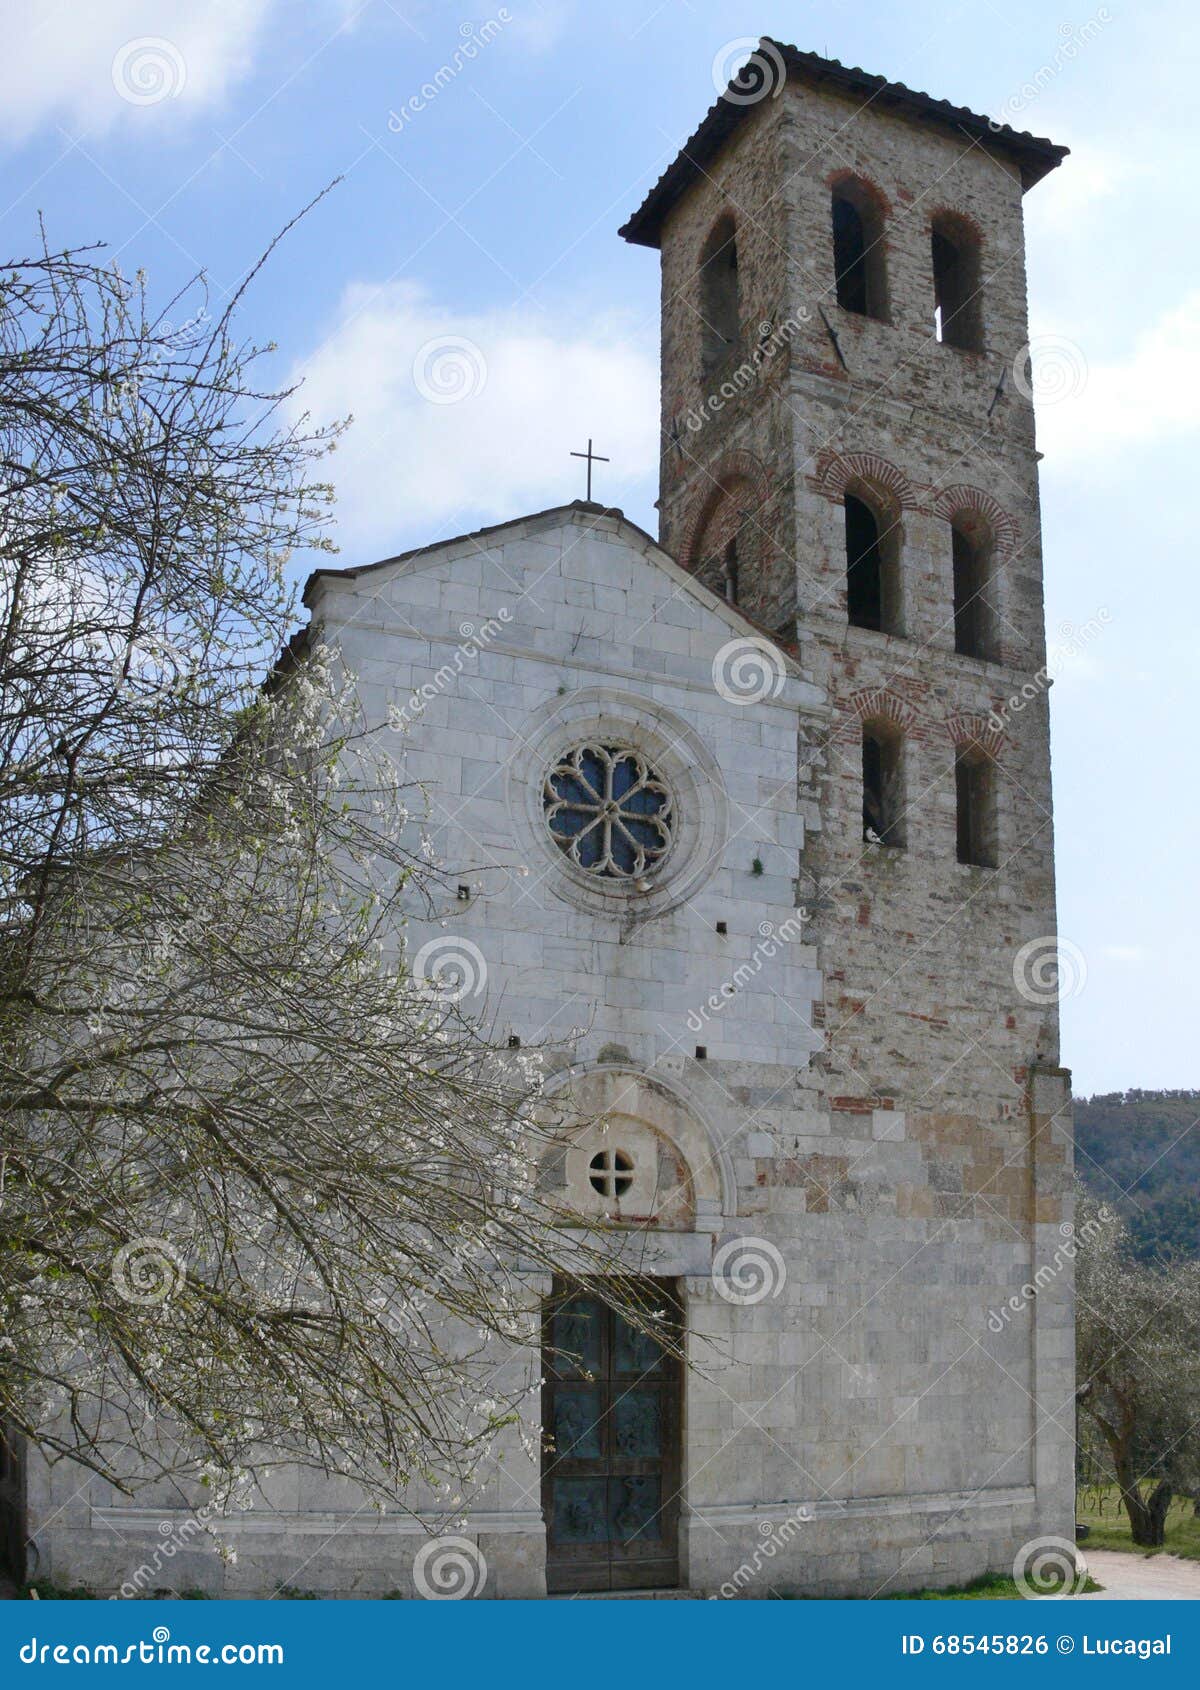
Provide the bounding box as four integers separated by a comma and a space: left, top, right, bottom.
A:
619, 39, 1068, 248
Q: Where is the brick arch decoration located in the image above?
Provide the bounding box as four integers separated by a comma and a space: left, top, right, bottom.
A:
926, 202, 986, 247
679, 448, 771, 573
834, 687, 920, 745
811, 449, 919, 520
945, 711, 1006, 762
826, 167, 894, 219
930, 484, 1019, 561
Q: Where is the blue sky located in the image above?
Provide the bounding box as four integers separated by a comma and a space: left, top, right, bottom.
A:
3, 0, 1193, 1096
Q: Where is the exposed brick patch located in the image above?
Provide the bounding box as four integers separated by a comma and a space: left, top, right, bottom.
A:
766, 1152, 854, 1213
830, 1095, 874, 1113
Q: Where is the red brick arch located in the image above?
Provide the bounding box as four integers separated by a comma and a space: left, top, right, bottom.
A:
836, 688, 919, 744
679, 449, 771, 573
811, 449, 919, 519
827, 168, 893, 220
930, 484, 1019, 561
945, 711, 1006, 761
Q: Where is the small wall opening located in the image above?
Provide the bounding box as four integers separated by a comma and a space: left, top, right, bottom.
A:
955, 750, 997, 866
832, 182, 887, 321
699, 214, 740, 376
721, 535, 739, 604
862, 725, 905, 848
932, 215, 984, 351
951, 522, 995, 660
844, 491, 900, 633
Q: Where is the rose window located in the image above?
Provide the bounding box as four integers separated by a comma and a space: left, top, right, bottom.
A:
544, 745, 673, 879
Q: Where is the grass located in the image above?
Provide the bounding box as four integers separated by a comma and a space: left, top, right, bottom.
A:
1077, 1485, 1200, 1562
888, 1569, 1101, 1601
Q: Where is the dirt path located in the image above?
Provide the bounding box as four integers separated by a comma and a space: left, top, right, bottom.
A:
1079, 1550, 1200, 1599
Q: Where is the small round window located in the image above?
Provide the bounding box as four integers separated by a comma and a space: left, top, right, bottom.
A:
544, 744, 674, 880
588, 1149, 634, 1197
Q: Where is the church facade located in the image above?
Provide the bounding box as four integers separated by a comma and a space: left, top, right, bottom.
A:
28, 42, 1075, 1598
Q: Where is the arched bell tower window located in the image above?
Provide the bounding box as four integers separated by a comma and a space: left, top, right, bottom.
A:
831, 181, 888, 321
955, 748, 997, 866
951, 521, 995, 660
932, 213, 984, 351
844, 491, 901, 634
862, 723, 905, 848
699, 213, 740, 376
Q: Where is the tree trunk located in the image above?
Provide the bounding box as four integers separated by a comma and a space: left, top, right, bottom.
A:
1119, 1475, 1173, 1547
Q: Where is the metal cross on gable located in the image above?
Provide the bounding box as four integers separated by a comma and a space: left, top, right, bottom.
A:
569, 437, 610, 502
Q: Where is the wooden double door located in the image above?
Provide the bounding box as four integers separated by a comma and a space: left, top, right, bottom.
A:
542, 1281, 681, 1594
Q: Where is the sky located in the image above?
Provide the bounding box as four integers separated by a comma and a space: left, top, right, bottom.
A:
2, 0, 1193, 1097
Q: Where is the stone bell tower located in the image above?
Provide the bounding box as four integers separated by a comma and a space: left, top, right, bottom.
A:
622, 42, 1078, 1565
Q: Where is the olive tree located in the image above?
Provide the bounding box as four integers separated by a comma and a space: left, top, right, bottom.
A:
1075, 1193, 1200, 1545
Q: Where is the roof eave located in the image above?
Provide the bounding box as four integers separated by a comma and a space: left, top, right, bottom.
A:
619, 40, 1068, 250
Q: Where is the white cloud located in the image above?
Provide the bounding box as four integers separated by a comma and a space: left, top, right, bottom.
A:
1101, 945, 1152, 965
1032, 290, 1200, 460
0, 0, 276, 141
290, 279, 659, 560
501, 1, 574, 53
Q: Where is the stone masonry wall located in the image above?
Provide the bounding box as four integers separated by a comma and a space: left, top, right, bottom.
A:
648, 66, 1076, 1580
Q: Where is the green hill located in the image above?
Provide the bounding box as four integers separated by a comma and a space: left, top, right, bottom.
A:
1075, 1090, 1200, 1262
